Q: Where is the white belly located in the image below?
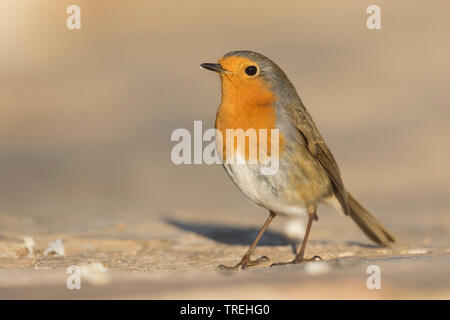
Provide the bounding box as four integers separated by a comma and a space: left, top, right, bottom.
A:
224, 154, 308, 217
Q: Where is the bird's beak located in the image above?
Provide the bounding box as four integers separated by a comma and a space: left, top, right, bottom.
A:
200, 63, 228, 74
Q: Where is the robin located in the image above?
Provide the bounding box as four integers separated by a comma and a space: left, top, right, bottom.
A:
201, 50, 396, 270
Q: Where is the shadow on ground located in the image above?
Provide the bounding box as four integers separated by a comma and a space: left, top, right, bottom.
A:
164, 218, 384, 251
164, 217, 291, 246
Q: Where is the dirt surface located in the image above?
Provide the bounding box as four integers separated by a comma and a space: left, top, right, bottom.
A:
0, 208, 449, 299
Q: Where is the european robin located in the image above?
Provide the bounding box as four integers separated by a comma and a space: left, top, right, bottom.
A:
201, 51, 396, 270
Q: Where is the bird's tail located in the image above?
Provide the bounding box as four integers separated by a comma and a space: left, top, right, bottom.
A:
347, 192, 396, 246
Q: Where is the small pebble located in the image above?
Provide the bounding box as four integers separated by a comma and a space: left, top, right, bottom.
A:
23, 237, 36, 258
43, 239, 65, 257
305, 262, 331, 275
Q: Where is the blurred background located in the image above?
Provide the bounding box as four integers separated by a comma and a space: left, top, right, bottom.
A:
0, 0, 449, 245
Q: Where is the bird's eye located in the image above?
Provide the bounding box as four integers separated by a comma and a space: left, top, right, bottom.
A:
244, 65, 258, 76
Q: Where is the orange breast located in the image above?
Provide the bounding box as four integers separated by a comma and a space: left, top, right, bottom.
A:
215, 77, 283, 162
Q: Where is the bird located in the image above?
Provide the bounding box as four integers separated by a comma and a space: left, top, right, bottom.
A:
200, 50, 396, 270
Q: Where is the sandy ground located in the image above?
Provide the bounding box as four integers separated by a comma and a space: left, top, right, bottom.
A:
0, 207, 449, 299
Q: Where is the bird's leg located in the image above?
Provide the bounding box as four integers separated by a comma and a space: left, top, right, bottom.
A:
218, 211, 276, 270
271, 204, 322, 267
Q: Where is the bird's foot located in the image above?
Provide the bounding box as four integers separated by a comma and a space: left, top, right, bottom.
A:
218, 255, 269, 271
270, 255, 322, 267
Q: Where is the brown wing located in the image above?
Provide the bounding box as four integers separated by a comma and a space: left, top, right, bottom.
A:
285, 101, 350, 215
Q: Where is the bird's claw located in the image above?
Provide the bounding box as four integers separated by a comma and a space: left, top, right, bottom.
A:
270, 255, 322, 267
218, 256, 269, 271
